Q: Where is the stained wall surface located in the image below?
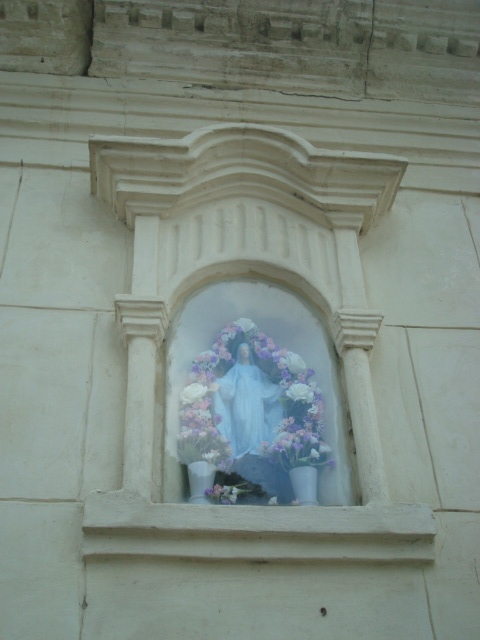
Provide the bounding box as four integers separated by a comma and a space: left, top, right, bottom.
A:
0, 70, 479, 640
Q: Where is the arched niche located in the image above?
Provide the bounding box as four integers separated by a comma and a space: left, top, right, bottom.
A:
82, 124, 436, 563
164, 279, 355, 507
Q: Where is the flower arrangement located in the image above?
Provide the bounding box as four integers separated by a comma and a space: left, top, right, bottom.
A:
204, 483, 250, 505
177, 424, 232, 469
177, 385, 232, 469
259, 418, 335, 472
178, 317, 334, 477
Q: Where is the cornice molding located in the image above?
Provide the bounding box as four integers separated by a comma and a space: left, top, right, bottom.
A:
331, 308, 384, 355
114, 294, 169, 346
92, 0, 480, 60
90, 124, 407, 234
1, 72, 478, 196
87, 0, 480, 105
1, 1, 478, 105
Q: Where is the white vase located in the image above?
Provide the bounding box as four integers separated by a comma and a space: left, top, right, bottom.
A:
289, 466, 319, 506
187, 461, 216, 504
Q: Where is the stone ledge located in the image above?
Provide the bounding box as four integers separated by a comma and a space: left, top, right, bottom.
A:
82, 492, 436, 563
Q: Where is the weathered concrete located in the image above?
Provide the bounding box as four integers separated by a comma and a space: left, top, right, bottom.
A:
0, 0, 92, 75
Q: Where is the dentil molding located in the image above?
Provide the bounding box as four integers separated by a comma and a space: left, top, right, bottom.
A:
87, 1, 480, 105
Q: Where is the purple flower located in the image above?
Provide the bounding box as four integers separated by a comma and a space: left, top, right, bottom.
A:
327, 459, 336, 469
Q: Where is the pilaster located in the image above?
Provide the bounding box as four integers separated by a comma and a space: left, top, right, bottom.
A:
114, 294, 168, 500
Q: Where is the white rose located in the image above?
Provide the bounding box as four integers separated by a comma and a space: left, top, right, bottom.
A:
286, 383, 314, 403
285, 351, 307, 374
319, 443, 332, 454
233, 318, 257, 333
309, 448, 320, 459
180, 383, 209, 405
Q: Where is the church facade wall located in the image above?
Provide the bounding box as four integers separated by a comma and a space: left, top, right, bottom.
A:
0, 70, 479, 639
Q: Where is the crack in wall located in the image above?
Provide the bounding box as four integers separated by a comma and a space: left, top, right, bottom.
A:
422, 569, 439, 640
0, 160, 23, 280
461, 196, 480, 271
405, 327, 443, 509
364, 0, 376, 99
78, 312, 99, 501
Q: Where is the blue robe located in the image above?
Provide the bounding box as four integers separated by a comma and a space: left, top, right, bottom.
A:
214, 363, 283, 458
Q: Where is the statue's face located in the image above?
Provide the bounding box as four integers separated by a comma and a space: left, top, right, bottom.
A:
239, 344, 250, 360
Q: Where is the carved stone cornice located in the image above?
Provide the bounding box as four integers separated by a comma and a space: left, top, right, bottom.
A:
114, 295, 169, 346
90, 124, 407, 234
87, 0, 480, 105
331, 308, 384, 355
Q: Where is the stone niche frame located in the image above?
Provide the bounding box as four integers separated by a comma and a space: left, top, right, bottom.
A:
82, 124, 436, 563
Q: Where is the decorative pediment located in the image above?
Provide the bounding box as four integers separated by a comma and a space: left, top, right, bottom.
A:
90, 124, 407, 234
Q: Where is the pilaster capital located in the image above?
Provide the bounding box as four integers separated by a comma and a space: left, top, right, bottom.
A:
326, 212, 365, 233
331, 308, 384, 355
114, 294, 169, 346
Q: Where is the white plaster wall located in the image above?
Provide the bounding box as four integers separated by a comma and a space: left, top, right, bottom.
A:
0, 78, 479, 639
360, 191, 480, 328
0, 503, 83, 640
0, 168, 132, 310
83, 560, 434, 640
0, 164, 131, 638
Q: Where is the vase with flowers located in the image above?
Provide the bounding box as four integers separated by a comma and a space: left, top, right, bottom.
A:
177, 383, 233, 504
259, 417, 334, 506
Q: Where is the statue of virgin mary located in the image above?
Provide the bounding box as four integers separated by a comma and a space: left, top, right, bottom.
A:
213, 343, 284, 458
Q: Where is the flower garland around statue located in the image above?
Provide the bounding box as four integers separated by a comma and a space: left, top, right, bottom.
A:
177, 317, 334, 474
